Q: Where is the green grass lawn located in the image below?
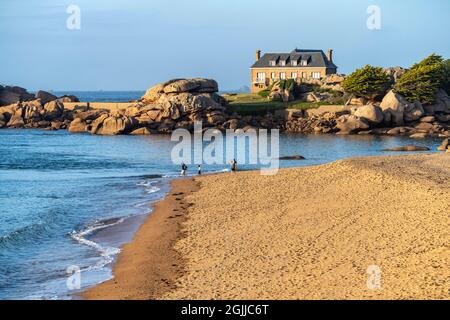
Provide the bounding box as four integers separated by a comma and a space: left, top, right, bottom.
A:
224, 93, 339, 115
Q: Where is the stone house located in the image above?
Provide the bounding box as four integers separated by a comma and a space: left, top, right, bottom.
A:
250, 48, 338, 93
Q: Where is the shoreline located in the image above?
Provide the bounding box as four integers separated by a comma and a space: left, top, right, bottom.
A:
81, 178, 199, 300
83, 153, 449, 300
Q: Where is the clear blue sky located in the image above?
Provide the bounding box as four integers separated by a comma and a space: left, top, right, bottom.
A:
0, 0, 448, 91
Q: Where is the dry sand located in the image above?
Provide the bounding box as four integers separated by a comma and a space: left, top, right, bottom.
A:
84, 153, 450, 300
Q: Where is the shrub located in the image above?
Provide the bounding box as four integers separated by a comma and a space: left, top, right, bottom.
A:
394, 54, 446, 104
342, 65, 391, 99
257, 89, 270, 98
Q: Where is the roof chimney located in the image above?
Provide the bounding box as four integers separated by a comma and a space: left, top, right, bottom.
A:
327, 49, 333, 63
256, 50, 261, 61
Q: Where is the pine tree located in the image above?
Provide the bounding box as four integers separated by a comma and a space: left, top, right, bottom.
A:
394, 54, 446, 104
342, 65, 391, 99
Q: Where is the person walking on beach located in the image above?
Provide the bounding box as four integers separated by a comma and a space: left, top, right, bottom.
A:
180, 163, 187, 176
230, 159, 237, 172
197, 165, 202, 175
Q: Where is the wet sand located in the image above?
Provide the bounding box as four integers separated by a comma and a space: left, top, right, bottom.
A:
84, 153, 450, 300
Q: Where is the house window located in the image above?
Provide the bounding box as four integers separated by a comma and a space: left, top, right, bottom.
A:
280, 60, 286, 66
280, 72, 286, 80
311, 72, 321, 79
269, 60, 276, 66
301, 72, 306, 78
271, 72, 276, 79
291, 60, 298, 66
300, 60, 308, 66
256, 72, 266, 83
291, 72, 297, 79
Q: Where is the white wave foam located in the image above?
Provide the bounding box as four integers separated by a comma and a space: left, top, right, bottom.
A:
137, 180, 161, 194
70, 218, 124, 271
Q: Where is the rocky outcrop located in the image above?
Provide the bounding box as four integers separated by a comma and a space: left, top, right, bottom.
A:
384, 67, 407, 83
35, 91, 57, 104
383, 146, 430, 152
68, 118, 87, 133
379, 90, 407, 126
426, 89, 450, 114
437, 138, 449, 151
1, 80, 449, 138
335, 115, 369, 134
91, 115, 137, 135
354, 104, 383, 124
0, 88, 77, 130
0, 86, 34, 106
141, 78, 219, 103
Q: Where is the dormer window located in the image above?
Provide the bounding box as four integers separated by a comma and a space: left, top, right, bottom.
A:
269, 60, 276, 66
300, 60, 308, 66
291, 60, 298, 66
280, 60, 286, 66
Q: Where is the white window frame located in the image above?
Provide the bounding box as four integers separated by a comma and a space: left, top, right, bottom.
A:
300, 60, 308, 66
280, 72, 286, 80
291, 72, 297, 79
256, 72, 266, 83
280, 60, 286, 66
311, 72, 321, 79
271, 72, 276, 79
269, 60, 276, 66
291, 60, 298, 66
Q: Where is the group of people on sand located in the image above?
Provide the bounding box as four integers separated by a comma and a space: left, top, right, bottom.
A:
180, 159, 238, 176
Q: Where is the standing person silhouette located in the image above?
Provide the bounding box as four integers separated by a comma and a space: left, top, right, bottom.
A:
197, 165, 202, 175
180, 163, 187, 176
230, 159, 237, 172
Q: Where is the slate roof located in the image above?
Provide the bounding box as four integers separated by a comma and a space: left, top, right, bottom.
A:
251, 49, 337, 69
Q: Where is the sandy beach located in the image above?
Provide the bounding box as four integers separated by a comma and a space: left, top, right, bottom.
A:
83, 153, 450, 300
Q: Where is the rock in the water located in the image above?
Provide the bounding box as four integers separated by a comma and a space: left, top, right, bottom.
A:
7, 114, 25, 128
354, 104, 384, 124
336, 115, 369, 134
130, 127, 151, 135
68, 118, 87, 133
383, 146, 430, 152
92, 115, 137, 135
43, 100, 64, 120
409, 133, 427, 139
386, 126, 416, 135
279, 155, 305, 160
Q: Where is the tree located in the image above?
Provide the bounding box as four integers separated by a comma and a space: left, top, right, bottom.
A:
342, 65, 391, 99
394, 54, 446, 105
442, 59, 450, 95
